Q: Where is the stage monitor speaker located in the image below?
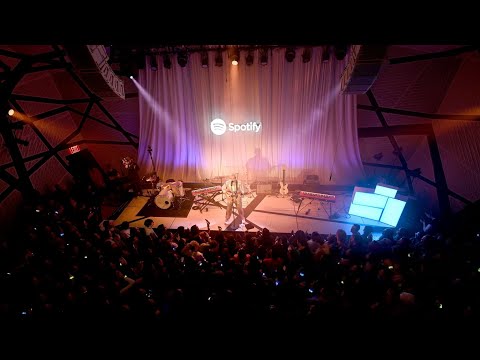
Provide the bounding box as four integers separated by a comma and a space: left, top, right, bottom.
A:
257, 183, 272, 194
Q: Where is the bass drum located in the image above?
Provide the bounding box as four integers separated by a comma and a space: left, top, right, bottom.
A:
154, 188, 174, 209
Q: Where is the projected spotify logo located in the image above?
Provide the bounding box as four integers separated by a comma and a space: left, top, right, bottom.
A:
210, 118, 262, 135
211, 118, 227, 135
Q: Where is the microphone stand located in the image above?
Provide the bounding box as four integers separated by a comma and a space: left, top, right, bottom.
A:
146, 146, 157, 199
231, 179, 238, 230
147, 146, 157, 176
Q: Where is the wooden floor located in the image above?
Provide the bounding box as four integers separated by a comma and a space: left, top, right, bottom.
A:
114, 184, 390, 238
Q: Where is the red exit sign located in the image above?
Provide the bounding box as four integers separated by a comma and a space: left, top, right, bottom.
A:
68, 145, 81, 154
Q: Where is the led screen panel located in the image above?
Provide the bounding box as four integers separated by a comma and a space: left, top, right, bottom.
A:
374, 184, 398, 198
380, 198, 406, 227
353, 192, 388, 209
348, 203, 383, 221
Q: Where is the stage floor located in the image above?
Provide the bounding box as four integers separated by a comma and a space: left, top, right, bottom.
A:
113, 186, 391, 239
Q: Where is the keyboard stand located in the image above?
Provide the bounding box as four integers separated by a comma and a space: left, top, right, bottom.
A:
193, 191, 223, 213
319, 201, 334, 219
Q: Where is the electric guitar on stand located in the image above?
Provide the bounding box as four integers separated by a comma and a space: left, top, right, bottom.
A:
279, 165, 289, 196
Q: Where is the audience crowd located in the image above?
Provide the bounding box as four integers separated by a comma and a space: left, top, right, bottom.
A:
1, 175, 479, 324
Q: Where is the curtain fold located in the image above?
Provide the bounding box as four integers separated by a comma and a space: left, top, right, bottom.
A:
138, 47, 365, 185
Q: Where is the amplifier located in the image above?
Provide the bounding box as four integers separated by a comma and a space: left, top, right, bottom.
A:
256, 183, 272, 194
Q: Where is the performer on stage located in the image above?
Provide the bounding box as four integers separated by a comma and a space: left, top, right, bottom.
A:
222, 174, 245, 225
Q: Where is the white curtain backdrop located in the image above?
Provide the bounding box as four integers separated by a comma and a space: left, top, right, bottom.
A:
137, 47, 365, 186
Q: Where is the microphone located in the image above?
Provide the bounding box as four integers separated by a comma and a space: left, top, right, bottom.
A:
205, 219, 210, 226
329, 172, 332, 181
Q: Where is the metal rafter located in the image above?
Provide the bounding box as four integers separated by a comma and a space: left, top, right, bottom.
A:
0, 58, 35, 197
358, 104, 480, 122
94, 101, 139, 149
426, 131, 451, 215
362, 90, 452, 214
67, 107, 138, 139
366, 90, 414, 194
11, 94, 91, 105
9, 99, 70, 173
363, 161, 471, 205
389, 45, 478, 65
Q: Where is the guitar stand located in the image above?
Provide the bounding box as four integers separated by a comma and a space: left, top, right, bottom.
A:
319, 201, 334, 219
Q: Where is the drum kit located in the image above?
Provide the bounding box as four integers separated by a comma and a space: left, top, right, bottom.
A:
139, 146, 187, 210
142, 175, 186, 210
155, 180, 186, 209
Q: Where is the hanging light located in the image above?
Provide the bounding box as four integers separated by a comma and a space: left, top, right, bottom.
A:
322, 45, 330, 63
163, 53, 172, 69
201, 51, 209, 68
285, 47, 296, 62
333, 45, 348, 60
215, 49, 223, 67
259, 48, 268, 65
177, 50, 188, 67
229, 46, 239, 65
245, 50, 254, 66
150, 55, 158, 71
302, 47, 312, 63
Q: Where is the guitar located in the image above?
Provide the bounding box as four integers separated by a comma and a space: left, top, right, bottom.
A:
224, 179, 242, 201
225, 190, 241, 201
279, 166, 289, 195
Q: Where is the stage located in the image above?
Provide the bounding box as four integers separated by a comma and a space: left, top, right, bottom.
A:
112, 183, 392, 238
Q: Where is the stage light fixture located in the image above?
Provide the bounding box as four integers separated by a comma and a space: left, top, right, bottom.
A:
177, 51, 188, 67
334, 45, 348, 60
150, 55, 158, 71
163, 53, 172, 69
229, 47, 240, 65
8, 109, 14, 116
285, 47, 296, 62
201, 51, 209, 68
259, 48, 268, 65
322, 46, 330, 63
215, 49, 223, 67
302, 47, 312, 63
245, 50, 254, 66
120, 61, 133, 77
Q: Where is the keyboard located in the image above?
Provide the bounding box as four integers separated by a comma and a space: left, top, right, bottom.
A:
191, 185, 222, 197
299, 191, 336, 203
